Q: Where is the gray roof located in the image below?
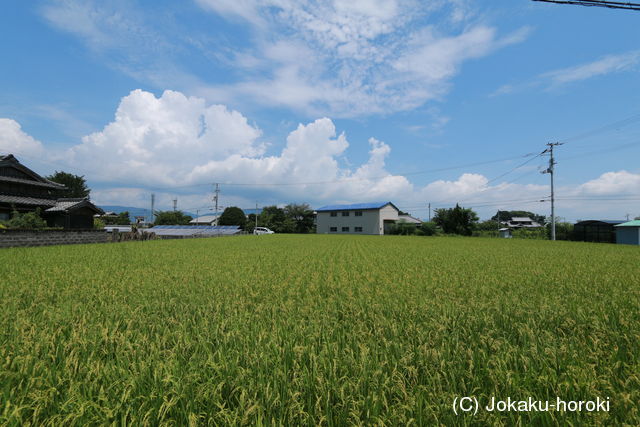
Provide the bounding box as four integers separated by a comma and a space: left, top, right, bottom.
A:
190, 214, 221, 223
0, 175, 66, 189
0, 194, 57, 207
398, 214, 422, 224
45, 198, 104, 214
511, 217, 533, 222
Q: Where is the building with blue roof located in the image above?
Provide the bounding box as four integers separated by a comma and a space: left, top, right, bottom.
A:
315, 202, 401, 235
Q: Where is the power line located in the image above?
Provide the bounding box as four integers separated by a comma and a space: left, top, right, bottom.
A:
560, 140, 640, 161
400, 197, 550, 211
485, 153, 544, 186
3, 111, 639, 190
532, 0, 640, 11
556, 196, 640, 200
2, 113, 639, 201
0, 145, 539, 189
559, 113, 640, 145
428, 155, 547, 208
148, 153, 541, 190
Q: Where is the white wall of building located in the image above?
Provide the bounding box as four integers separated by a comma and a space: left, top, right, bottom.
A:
316, 203, 399, 235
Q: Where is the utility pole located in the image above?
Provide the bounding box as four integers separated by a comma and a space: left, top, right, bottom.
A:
255, 202, 258, 229
428, 203, 431, 222
150, 193, 155, 223
541, 142, 563, 241
172, 198, 177, 212
213, 183, 220, 214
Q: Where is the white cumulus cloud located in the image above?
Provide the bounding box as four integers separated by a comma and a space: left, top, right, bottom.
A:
578, 170, 640, 195
0, 119, 45, 157
64, 89, 410, 204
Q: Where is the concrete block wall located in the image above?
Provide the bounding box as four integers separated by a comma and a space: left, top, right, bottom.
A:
0, 229, 108, 248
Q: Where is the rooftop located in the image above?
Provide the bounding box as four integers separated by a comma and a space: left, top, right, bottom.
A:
189, 214, 221, 223
45, 198, 104, 214
511, 217, 534, 222
316, 202, 397, 212
0, 194, 57, 207
615, 220, 640, 228
575, 219, 626, 225
0, 154, 66, 189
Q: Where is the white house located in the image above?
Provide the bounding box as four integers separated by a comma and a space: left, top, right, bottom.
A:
315, 202, 400, 235
189, 214, 221, 226
503, 217, 542, 228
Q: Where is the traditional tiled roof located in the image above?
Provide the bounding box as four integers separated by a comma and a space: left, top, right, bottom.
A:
0, 154, 66, 189
316, 202, 398, 212
0, 175, 66, 189
45, 198, 104, 214
0, 194, 57, 207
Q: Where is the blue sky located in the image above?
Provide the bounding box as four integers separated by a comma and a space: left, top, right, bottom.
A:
1, 0, 639, 221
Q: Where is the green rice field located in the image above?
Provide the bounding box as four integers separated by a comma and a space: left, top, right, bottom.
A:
1, 235, 639, 425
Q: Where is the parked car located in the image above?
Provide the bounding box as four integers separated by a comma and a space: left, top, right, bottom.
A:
254, 227, 275, 235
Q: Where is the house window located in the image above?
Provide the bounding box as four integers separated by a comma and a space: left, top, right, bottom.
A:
355, 211, 363, 216
330, 227, 337, 232
342, 227, 350, 232
342, 211, 350, 216
330, 212, 337, 217
355, 227, 363, 232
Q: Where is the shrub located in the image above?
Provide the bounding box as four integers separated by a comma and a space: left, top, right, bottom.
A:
419, 221, 438, 236
6, 208, 47, 229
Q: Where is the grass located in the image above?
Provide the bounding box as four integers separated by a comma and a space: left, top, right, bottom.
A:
1, 235, 639, 425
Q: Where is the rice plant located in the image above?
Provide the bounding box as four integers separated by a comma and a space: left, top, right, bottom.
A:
1, 235, 638, 425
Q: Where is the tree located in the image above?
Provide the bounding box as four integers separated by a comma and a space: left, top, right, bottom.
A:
46, 171, 90, 198
259, 206, 286, 232
284, 203, 315, 233
419, 221, 438, 236
219, 207, 247, 228
547, 221, 574, 241
245, 214, 257, 233
491, 210, 545, 225
433, 204, 478, 236
102, 211, 131, 225
476, 220, 500, 231
154, 210, 192, 225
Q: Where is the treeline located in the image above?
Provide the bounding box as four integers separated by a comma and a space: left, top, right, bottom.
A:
101, 203, 317, 233
390, 205, 576, 240
247, 204, 315, 233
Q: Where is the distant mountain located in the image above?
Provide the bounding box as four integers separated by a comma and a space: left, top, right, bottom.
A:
99, 205, 196, 221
